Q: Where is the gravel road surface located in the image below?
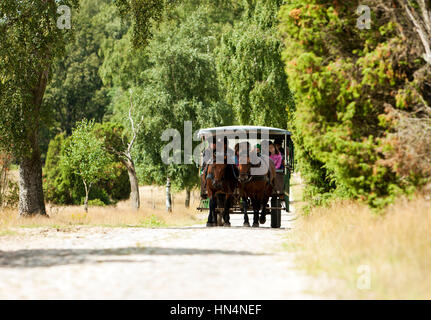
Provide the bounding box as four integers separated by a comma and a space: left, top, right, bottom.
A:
0, 209, 331, 299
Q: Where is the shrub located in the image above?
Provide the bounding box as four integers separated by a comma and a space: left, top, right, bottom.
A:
44, 129, 131, 206
278, 0, 431, 208
3, 181, 19, 208
139, 214, 166, 228
87, 199, 107, 207
60, 120, 113, 212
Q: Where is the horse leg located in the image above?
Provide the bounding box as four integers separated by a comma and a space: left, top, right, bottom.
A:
206, 196, 216, 227
206, 197, 213, 226
259, 194, 269, 224
223, 195, 231, 227
216, 194, 224, 226
242, 197, 250, 227
259, 198, 268, 225
252, 198, 260, 228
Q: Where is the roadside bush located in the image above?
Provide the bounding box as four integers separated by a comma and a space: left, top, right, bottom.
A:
87, 199, 107, 207
278, 0, 431, 208
44, 131, 131, 206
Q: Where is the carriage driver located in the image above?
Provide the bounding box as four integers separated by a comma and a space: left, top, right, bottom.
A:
201, 138, 216, 171
201, 136, 234, 168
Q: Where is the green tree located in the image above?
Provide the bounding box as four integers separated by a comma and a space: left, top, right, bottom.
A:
0, 0, 175, 216
43, 0, 127, 138
44, 131, 130, 206
0, 0, 79, 215
104, 6, 234, 198
114, 0, 172, 48
216, 0, 294, 128
278, 0, 431, 207
93, 112, 142, 211
60, 120, 112, 212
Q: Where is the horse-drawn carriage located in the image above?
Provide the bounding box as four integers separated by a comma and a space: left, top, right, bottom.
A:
197, 126, 294, 228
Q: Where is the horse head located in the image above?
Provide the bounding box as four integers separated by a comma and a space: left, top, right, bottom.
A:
238, 152, 269, 184
238, 155, 251, 184
207, 155, 229, 190
238, 155, 262, 184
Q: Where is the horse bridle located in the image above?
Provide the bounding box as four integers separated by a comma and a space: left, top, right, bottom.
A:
206, 161, 226, 187
239, 162, 269, 185
206, 163, 215, 185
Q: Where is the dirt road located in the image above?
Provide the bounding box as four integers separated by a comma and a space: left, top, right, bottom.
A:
0, 210, 330, 299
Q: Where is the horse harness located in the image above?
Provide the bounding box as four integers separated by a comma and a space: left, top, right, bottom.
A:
240, 162, 274, 187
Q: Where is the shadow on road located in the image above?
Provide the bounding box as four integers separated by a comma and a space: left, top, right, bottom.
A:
159, 226, 291, 231
0, 246, 266, 268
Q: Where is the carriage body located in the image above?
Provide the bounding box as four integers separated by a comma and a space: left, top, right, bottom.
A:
196, 126, 294, 228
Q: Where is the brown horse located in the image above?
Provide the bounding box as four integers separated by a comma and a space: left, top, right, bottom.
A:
238, 154, 276, 227
204, 157, 238, 227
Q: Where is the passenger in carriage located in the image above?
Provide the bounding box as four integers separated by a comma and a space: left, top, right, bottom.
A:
202, 136, 233, 164
251, 141, 270, 170
200, 138, 217, 196
274, 137, 285, 170
201, 138, 217, 172
234, 143, 240, 166
252, 143, 261, 157
274, 137, 284, 156
269, 141, 282, 170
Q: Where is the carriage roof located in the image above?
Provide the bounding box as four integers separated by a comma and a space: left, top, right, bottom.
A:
197, 126, 291, 137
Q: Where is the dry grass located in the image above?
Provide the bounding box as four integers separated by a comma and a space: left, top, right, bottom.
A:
286, 192, 431, 299
290, 172, 307, 211
0, 186, 204, 231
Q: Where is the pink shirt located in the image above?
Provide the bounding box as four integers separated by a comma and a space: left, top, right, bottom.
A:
270, 153, 282, 169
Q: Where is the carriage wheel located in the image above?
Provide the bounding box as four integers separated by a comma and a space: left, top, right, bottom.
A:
271, 197, 281, 228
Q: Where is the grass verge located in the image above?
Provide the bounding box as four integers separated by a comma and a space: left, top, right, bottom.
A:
0, 186, 204, 233
286, 178, 431, 299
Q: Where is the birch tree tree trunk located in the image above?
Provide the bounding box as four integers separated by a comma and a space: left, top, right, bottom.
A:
401, 0, 431, 65
18, 70, 49, 216
19, 148, 46, 216
185, 188, 191, 208
124, 158, 140, 211
166, 177, 172, 212
123, 91, 142, 211
83, 181, 89, 213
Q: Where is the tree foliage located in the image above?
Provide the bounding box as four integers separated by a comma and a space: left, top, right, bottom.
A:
114, 0, 178, 48
216, 0, 294, 128
279, 0, 431, 207
104, 5, 235, 191
0, 0, 78, 157
43, 0, 127, 138
44, 129, 130, 206
61, 120, 111, 191
0, 0, 81, 215
55, 120, 128, 210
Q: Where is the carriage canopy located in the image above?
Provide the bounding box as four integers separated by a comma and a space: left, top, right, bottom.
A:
197, 126, 291, 137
